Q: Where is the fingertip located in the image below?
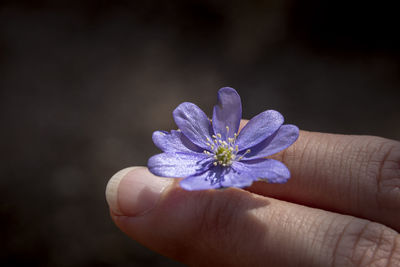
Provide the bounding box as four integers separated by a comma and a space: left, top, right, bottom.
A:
106, 167, 139, 215
106, 166, 174, 217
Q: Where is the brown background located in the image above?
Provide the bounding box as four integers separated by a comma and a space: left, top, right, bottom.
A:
1, 1, 399, 266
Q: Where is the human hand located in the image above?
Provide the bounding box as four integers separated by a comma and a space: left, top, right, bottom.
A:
106, 121, 400, 266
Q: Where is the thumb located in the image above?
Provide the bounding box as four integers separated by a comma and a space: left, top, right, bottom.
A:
105, 167, 398, 266
106, 167, 272, 265
106, 167, 263, 265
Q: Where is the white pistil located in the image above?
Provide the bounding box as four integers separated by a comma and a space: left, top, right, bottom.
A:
203, 150, 213, 156
237, 149, 251, 161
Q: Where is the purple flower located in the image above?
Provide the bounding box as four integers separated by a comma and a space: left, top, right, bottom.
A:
148, 87, 299, 190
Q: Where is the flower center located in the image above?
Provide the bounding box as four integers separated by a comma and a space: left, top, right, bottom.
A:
214, 145, 235, 166
203, 126, 250, 167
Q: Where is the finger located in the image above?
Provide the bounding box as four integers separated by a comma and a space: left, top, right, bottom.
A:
238, 120, 400, 232
105, 167, 400, 266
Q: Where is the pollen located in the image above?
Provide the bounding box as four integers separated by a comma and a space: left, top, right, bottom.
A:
203, 126, 249, 166
214, 146, 234, 166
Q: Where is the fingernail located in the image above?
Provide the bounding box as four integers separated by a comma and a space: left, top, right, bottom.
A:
106, 167, 138, 215
106, 167, 172, 216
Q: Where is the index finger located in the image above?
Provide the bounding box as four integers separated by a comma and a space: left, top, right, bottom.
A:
240, 121, 400, 231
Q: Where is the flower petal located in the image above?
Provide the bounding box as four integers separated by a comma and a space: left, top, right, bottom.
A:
239, 124, 299, 160
148, 152, 211, 178
220, 169, 255, 188
152, 130, 204, 153
180, 169, 224, 190
173, 102, 213, 150
180, 165, 254, 190
212, 87, 242, 139
232, 159, 290, 183
235, 110, 284, 151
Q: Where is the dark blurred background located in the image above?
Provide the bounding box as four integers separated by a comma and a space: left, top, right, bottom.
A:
1, 0, 399, 266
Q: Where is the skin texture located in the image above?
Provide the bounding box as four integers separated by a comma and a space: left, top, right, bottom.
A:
106, 120, 400, 266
